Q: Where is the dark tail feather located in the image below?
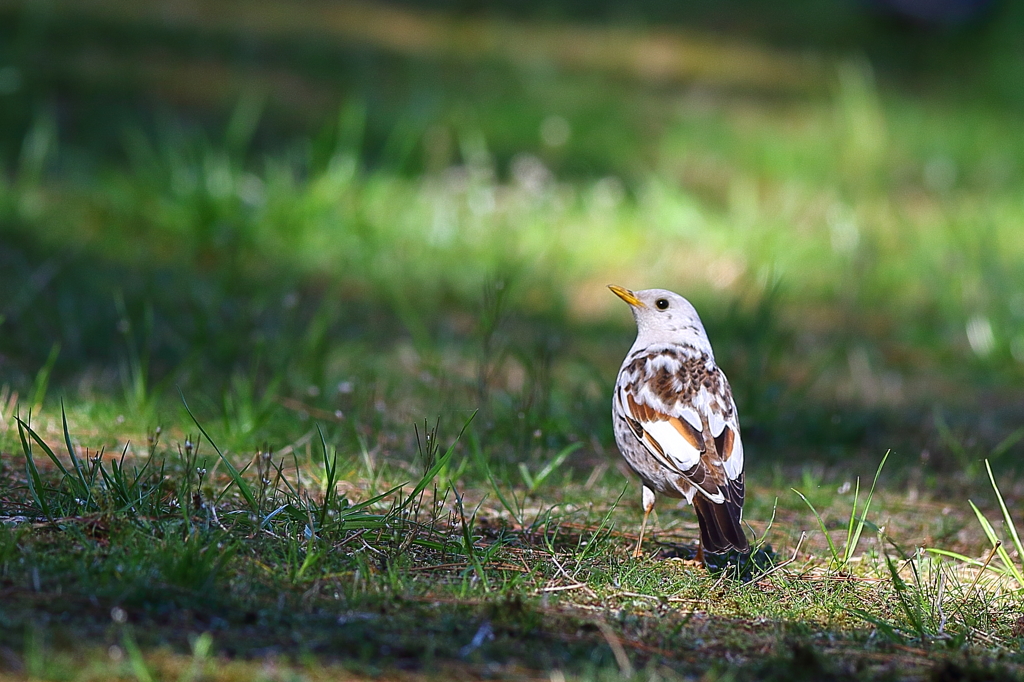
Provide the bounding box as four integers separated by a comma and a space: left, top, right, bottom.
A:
693, 495, 749, 553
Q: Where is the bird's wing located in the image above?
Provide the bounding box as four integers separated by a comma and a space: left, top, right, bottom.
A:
617, 346, 744, 506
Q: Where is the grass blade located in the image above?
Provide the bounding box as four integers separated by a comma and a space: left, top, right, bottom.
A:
17, 413, 94, 509
470, 430, 523, 526
576, 485, 627, 564
925, 548, 998, 571
990, 427, 1024, 460
792, 488, 840, 566
846, 607, 907, 644
885, 554, 926, 641
452, 485, 489, 592
843, 476, 861, 563
316, 423, 338, 529
845, 449, 890, 563
180, 389, 260, 515
60, 401, 92, 504
17, 418, 52, 521
969, 500, 1001, 548
966, 500, 1022, 587
395, 412, 475, 513
526, 441, 582, 494
16, 416, 70, 479
30, 342, 60, 411
984, 459, 1024, 584
122, 629, 154, 682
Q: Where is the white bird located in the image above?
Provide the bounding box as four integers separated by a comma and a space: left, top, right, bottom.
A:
609, 285, 748, 562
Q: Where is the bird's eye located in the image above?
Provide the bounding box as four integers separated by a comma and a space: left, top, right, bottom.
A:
655, 298, 669, 310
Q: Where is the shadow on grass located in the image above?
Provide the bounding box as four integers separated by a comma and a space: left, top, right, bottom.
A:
0, 219, 921, 470
2, 214, 1020, 487
2, 1, 1024, 477
4, 554, 1022, 679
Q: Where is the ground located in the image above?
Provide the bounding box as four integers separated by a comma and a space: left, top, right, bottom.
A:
1, 0, 1024, 679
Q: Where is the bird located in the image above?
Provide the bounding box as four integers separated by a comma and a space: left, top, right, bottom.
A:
608, 285, 748, 563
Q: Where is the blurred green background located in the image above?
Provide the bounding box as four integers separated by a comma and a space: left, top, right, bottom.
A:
2, 0, 1024, 482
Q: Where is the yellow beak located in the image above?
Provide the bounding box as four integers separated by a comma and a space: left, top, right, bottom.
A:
608, 284, 645, 308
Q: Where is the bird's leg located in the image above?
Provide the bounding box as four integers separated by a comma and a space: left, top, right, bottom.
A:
632, 486, 656, 559
632, 510, 651, 559
696, 542, 705, 567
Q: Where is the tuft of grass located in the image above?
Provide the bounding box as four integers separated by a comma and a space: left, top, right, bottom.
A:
518, 441, 581, 497
928, 459, 1024, 590
792, 450, 889, 571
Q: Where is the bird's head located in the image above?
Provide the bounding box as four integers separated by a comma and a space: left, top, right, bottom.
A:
608, 285, 713, 355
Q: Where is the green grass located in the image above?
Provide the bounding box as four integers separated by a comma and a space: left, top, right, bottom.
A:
2, 409, 1024, 680
3, 0, 1024, 679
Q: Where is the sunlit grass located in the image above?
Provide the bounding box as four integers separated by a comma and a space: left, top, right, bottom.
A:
3, 403, 1023, 679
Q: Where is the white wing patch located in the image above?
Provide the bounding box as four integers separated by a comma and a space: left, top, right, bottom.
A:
619, 385, 727, 505
642, 419, 702, 472
721, 394, 744, 480
678, 406, 701, 432
723, 434, 744, 480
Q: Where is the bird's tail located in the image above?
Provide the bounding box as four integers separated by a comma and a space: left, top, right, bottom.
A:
693, 495, 749, 553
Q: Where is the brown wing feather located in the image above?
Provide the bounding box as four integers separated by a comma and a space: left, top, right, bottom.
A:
628, 392, 735, 503
695, 413, 729, 489
628, 394, 705, 453
714, 426, 735, 463
626, 393, 708, 450
620, 348, 748, 552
